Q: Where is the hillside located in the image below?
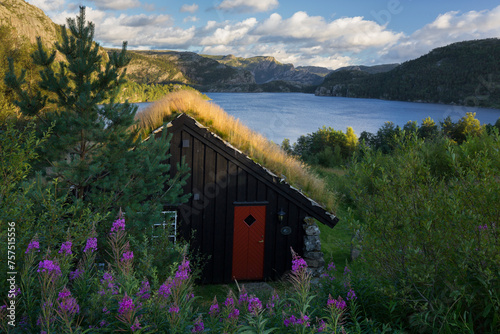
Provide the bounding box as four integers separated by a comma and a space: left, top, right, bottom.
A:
316, 39, 500, 108
0, 0, 60, 46
206, 54, 326, 86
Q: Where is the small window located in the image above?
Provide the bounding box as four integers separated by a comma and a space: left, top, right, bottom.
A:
152, 211, 177, 243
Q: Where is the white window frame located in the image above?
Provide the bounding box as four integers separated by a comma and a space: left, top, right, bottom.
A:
152, 210, 177, 243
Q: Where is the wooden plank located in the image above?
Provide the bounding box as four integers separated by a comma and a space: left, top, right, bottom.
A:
274, 195, 289, 278
247, 174, 257, 202
237, 167, 247, 202
224, 161, 238, 282
264, 186, 278, 280
202, 146, 217, 283
256, 180, 267, 202
213, 153, 228, 283
190, 138, 205, 253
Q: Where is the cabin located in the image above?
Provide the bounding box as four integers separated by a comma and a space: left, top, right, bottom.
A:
153, 113, 339, 284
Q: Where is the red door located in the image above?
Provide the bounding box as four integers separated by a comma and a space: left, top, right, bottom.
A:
232, 206, 266, 280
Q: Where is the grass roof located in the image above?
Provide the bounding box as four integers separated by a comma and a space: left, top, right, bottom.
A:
134, 90, 337, 213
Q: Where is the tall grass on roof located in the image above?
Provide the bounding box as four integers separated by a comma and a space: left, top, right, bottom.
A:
135, 90, 336, 212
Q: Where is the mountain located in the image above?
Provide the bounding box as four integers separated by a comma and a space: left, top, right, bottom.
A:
316, 39, 500, 108
119, 50, 255, 90
206, 55, 326, 86
333, 64, 399, 74
0, 0, 60, 46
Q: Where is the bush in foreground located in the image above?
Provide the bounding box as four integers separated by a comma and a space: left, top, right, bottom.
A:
1, 216, 398, 333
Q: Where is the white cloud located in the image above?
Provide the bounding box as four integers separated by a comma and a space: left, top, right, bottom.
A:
88, 0, 141, 11
216, 0, 278, 13
27, 0, 66, 12
180, 3, 199, 14
383, 5, 500, 62
184, 16, 199, 23
255, 12, 402, 52
200, 18, 258, 45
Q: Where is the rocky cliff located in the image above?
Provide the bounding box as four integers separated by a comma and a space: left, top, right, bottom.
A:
206, 55, 327, 86
0, 0, 60, 46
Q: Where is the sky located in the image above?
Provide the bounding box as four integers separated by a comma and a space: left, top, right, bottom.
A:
28, 0, 500, 69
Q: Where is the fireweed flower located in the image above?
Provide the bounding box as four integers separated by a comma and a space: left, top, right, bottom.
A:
327, 294, 347, 310
131, 318, 141, 332
136, 280, 151, 300
209, 297, 220, 317
248, 296, 262, 315
111, 218, 126, 233
192, 316, 204, 333
100, 272, 118, 295
228, 308, 239, 319
175, 258, 191, 281
169, 304, 180, 313
347, 289, 357, 301
224, 296, 235, 308
25, 239, 40, 254
317, 319, 327, 332
58, 241, 72, 255
121, 251, 134, 262
83, 237, 97, 253
292, 254, 308, 272
69, 268, 84, 280
38, 259, 62, 277
118, 294, 135, 316
158, 281, 172, 299
57, 287, 80, 315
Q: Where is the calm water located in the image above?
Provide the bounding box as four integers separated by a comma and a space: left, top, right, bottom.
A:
136, 93, 500, 144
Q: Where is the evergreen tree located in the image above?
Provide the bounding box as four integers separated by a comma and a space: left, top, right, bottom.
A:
5, 7, 189, 233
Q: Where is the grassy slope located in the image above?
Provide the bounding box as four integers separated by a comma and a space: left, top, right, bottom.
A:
135, 90, 337, 213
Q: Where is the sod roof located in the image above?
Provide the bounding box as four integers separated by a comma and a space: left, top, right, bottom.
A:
135, 90, 337, 216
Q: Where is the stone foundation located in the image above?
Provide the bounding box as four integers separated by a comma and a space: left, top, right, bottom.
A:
303, 217, 325, 279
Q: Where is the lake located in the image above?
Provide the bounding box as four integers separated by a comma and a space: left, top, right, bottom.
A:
136, 93, 500, 144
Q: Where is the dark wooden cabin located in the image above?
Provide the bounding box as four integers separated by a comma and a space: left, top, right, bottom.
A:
155, 113, 339, 284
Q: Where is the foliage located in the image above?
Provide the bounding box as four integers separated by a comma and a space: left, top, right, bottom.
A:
344, 131, 500, 333
1, 215, 396, 333
4, 7, 190, 233
318, 38, 500, 108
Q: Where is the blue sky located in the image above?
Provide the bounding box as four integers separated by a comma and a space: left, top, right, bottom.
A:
28, 0, 500, 69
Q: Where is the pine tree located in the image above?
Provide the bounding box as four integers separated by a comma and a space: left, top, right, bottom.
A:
5, 7, 189, 233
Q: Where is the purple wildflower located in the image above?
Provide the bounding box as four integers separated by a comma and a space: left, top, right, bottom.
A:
238, 287, 248, 304
175, 258, 191, 281
131, 318, 141, 332
284, 315, 298, 327
111, 218, 126, 233
118, 294, 135, 316
248, 296, 262, 315
343, 266, 351, 276
228, 308, 239, 319
209, 298, 220, 317
136, 280, 151, 300
83, 237, 97, 253
327, 294, 347, 310
192, 317, 204, 333
169, 304, 180, 313
122, 251, 134, 262
478, 224, 488, 231
347, 289, 357, 301
327, 262, 336, 271
25, 239, 40, 254
224, 296, 234, 308
158, 281, 172, 299
57, 287, 80, 315
69, 268, 84, 280
99, 320, 108, 327
58, 241, 72, 255
292, 254, 307, 272
317, 319, 326, 332
37, 260, 62, 277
